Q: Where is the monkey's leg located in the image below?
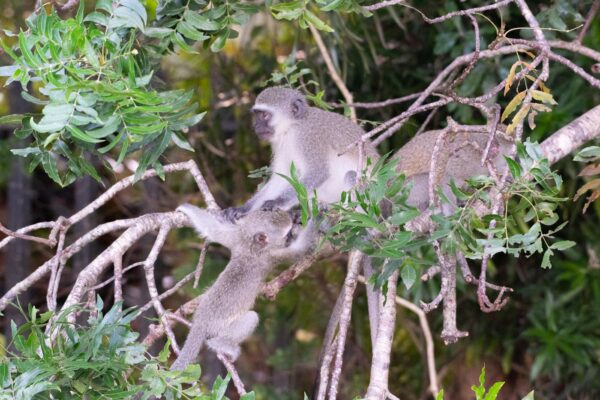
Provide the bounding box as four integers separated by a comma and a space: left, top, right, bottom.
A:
206, 311, 259, 361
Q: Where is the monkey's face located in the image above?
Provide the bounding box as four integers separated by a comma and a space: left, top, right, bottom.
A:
252, 88, 309, 142
252, 108, 274, 141
240, 210, 296, 252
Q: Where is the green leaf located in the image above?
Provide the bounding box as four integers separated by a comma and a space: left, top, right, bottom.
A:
550, 240, 575, 251
84, 12, 110, 26
400, 264, 416, 290
143, 27, 174, 38
110, 7, 145, 30
87, 115, 121, 138
171, 132, 194, 151
30, 118, 66, 133
83, 39, 100, 68
304, 10, 333, 32
504, 156, 522, 178
18, 31, 39, 68
212, 374, 231, 400
121, 0, 148, 25
177, 20, 209, 41
41, 153, 62, 186
0, 114, 24, 125
210, 32, 228, 52
541, 248, 553, 269
184, 10, 221, 31
436, 389, 445, 400
66, 124, 103, 143
484, 381, 505, 400
574, 146, 600, 162
11, 147, 41, 157
21, 90, 48, 105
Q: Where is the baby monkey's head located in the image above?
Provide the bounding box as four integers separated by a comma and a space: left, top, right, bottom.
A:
237, 209, 298, 253
177, 204, 305, 257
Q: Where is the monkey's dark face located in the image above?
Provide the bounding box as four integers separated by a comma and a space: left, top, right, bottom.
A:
252, 108, 274, 141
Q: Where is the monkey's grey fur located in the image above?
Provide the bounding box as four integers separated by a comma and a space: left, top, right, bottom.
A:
224, 87, 379, 220
393, 129, 512, 210
171, 204, 316, 371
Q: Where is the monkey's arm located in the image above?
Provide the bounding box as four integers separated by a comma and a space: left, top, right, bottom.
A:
178, 204, 237, 247
226, 166, 329, 218
261, 165, 330, 211
272, 219, 317, 262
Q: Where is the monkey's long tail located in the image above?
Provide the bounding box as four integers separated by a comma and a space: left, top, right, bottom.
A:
170, 324, 206, 371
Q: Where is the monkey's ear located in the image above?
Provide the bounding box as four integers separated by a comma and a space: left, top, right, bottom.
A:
291, 97, 308, 119
253, 232, 269, 247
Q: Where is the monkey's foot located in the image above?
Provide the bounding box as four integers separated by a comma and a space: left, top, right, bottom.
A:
207, 337, 241, 361
259, 200, 279, 211
223, 207, 246, 221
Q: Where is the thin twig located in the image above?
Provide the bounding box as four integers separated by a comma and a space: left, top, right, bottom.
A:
143, 226, 180, 354
328, 250, 361, 400
308, 24, 357, 123
193, 243, 208, 288
138, 271, 196, 314
261, 254, 318, 300
331, 93, 422, 109
449, 15, 480, 89
0, 221, 56, 247
365, 270, 399, 400
114, 256, 124, 306
576, 0, 600, 43
216, 353, 247, 395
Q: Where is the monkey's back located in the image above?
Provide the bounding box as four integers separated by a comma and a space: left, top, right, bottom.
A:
304, 108, 379, 161
393, 130, 511, 182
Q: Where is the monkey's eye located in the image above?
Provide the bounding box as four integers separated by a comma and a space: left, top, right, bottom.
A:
256, 110, 271, 121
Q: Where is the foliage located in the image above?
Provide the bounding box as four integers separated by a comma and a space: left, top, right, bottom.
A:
296, 141, 573, 289
444, 141, 574, 267
263, 55, 331, 110
0, 1, 204, 185
0, 0, 366, 186
521, 253, 600, 394
0, 299, 251, 399
437, 366, 534, 400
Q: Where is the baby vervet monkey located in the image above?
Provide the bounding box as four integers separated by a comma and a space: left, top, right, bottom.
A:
224, 87, 379, 220
171, 204, 317, 371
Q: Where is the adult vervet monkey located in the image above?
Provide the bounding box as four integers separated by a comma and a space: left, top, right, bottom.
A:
224, 87, 379, 220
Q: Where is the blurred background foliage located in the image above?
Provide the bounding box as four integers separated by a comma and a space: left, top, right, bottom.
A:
0, 0, 599, 399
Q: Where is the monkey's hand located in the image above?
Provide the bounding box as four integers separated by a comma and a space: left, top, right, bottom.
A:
259, 200, 279, 211
223, 206, 248, 221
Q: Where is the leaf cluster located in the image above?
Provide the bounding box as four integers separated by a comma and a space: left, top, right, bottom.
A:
0, 299, 253, 399
286, 141, 574, 289
154, 0, 261, 53
0, 0, 205, 185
